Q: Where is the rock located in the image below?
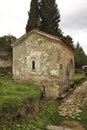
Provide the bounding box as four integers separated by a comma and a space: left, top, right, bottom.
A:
47, 125, 72, 130
59, 81, 87, 117
36, 129, 42, 130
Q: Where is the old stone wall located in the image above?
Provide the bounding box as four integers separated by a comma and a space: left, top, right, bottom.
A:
12, 32, 74, 99
59, 41, 74, 94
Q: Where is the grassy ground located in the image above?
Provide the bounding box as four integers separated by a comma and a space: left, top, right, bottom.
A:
74, 73, 85, 80
0, 75, 41, 109
78, 108, 87, 129
1, 99, 87, 130
0, 100, 65, 130
0, 75, 41, 128
27, 100, 65, 129
0, 75, 65, 129
74, 73, 85, 84
0, 75, 87, 130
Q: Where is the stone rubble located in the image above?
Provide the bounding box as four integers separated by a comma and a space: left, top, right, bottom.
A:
47, 125, 72, 130
59, 81, 87, 118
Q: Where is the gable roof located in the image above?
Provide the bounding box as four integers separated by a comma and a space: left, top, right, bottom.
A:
11, 29, 75, 51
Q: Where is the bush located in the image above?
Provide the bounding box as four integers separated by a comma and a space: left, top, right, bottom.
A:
75, 68, 83, 74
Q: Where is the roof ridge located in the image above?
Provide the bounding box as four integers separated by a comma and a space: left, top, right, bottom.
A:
11, 29, 74, 50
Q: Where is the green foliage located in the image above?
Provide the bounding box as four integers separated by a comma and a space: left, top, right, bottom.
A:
75, 68, 83, 74
0, 75, 41, 115
40, 0, 63, 36
1, 100, 64, 129
22, 100, 64, 129
74, 73, 85, 81
1, 76, 87, 129
63, 35, 74, 48
26, 0, 63, 37
77, 108, 87, 129
1, 81, 87, 130
74, 73, 85, 85
26, 0, 41, 33
75, 42, 87, 69
0, 35, 16, 56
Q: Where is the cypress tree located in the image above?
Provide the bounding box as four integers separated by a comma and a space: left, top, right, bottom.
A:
26, 0, 41, 33
63, 35, 74, 47
26, 0, 63, 36
40, 0, 63, 36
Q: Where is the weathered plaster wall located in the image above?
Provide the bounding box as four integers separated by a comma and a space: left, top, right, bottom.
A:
59, 41, 74, 94
13, 32, 74, 99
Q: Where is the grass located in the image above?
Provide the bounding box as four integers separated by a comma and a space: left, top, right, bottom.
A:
78, 108, 87, 129
0, 99, 65, 130
28, 100, 65, 129
0, 75, 64, 129
2, 98, 87, 130
0, 75, 41, 123
74, 73, 85, 83
74, 73, 85, 80
0, 75, 87, 129
0, 75, 40, 100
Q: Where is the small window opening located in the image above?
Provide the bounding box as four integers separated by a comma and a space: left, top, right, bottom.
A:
32, 61, 35, 70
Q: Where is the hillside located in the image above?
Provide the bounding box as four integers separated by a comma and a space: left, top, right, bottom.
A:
0, 75, 41, 127
0, 35, 16, 74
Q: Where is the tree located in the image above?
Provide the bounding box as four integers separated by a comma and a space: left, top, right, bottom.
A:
26, 0, 63, 36
40, 0, 63, 36
75, 42, 87, 69
26, 0, 41, 33
63, 35, 74, 47
0, 35, 16, 56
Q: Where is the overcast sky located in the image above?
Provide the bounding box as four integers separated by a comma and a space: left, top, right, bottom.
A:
0, 0, 87, 54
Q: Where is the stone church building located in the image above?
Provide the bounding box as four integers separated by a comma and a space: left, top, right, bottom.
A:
11, 29, 74, 99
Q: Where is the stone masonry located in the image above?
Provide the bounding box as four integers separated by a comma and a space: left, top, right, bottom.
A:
59, 81, 87, 118
11, 29, 74, 99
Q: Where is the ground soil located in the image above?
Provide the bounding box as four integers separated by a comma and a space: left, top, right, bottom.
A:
60, 120, 85, 130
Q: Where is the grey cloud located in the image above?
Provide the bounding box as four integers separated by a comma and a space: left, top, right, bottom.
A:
61, 6, 87, 31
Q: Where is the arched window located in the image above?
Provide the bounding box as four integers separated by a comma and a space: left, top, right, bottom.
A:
32, 61, 35, 70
